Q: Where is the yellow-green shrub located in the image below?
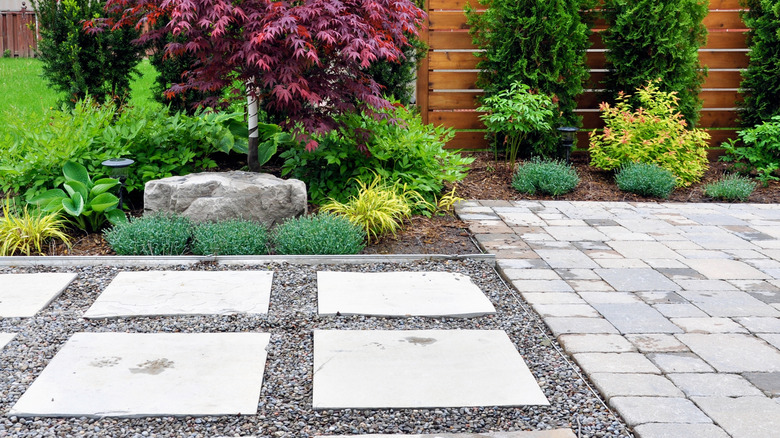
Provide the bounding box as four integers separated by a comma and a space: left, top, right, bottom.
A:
0, 198, 70, 256
589, 80, 710, 187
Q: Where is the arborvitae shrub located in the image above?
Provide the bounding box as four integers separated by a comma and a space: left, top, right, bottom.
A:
466, 0, 591, 157
739, 0, 780, 127
601, 0, 707, 126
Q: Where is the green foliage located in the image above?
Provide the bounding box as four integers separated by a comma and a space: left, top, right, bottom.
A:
615, 162, 677, 198
271, 213, 366, 255
233, 122, 295, 168
31, 0, 144, 107
512, 158, 580, 196
29, 161, 126, 232
477, 82, 555, 167
739, 0, 780, 127
466, 0, 590, 157
190, 220, 269, 255
104, 213, 192, 255
2, 50, 10, 58
0, 197, 70, 256
321, 173, 431, 244
281, 103, 473, 208
703, 174, 757, 202
589, 80, 710, 187
601, 0, 708, 125
721, 115, 780, 186
0, 100, 245, 199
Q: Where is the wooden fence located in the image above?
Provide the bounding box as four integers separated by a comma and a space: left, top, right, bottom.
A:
0, 11, 38, 57
416, 0, 748, 150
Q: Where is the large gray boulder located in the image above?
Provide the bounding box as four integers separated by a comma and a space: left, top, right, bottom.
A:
144, 172, 307, 227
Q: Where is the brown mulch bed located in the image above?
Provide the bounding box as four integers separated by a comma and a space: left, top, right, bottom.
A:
37, 152, 780, 256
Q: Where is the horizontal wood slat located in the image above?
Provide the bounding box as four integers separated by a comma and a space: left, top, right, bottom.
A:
429, 92, 482, 109
430, 0, 742, 9
576, 90, 742, 108
429, 31, 476, 49
586, 70, 744, 89
447, 131, 489, 149
589, 31, 747, 50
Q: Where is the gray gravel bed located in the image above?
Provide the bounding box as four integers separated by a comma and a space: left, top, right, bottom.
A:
0, 260, 632, 438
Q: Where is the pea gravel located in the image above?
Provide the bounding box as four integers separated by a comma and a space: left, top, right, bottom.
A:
0, 260, 633, 438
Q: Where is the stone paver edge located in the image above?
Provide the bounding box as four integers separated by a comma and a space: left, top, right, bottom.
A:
0, 254, 495, 267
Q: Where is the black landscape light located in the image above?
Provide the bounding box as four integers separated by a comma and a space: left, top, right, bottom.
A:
102, 158, 134, 209
557, 126, 578, 164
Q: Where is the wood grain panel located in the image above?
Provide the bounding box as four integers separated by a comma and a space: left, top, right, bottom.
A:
428, 111, 486, 129
428, 31, 475, 50
429, 51, 482, 69
443, 131, 489, 150
587, 70, 744, 89
429, 92, 482, 109
429, 71, 480, 90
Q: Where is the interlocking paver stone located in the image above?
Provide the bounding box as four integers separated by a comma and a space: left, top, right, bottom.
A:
734, 317, 780, 333
625, 334, 688, 353
647, 352, 715, 373
532, 304, 599, 318
667, 373, 764, 397
607, 241, 681, 260
742, 372, 780, 397
572, 353, 660, 374
543, 317, 618, 336
0, 273, 77, 318
683, 259, 770, 280
567, 280, 617, 293
670, 317, 748, 333
521, 293, 586, 305
579, 292, 641, 304
677, 333, 780, 372
758, 333, 780, 350
591, 303, 682, 334
0, 333, 15, 350
9, 332, 270, 417
595, 269, 680, 292
653, 303, 708, 318
589, 373, 682, 399
677, 290, 780, 317
312, 330, 548, 409
557, 334, 635, 353
533, 249, 600, 269
510, 280, 574, 293
692, 396, 780, 438
500, 269, 561, 280
543, 226, 608, 242
316, 271, 496, 318
632, 423, 729, 438
84, 271, 274, 318
609, 396, 711, 426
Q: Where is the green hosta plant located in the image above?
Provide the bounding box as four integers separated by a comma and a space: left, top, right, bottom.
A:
29, 161, 127, 232
477, 82, 554, 168
589, 80, 710, 187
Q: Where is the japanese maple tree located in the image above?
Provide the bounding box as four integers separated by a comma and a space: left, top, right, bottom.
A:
95, 0, 425, 170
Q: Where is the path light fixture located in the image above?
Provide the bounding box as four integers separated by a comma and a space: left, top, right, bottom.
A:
101, 158, 134, 209
557, 126, 578, 164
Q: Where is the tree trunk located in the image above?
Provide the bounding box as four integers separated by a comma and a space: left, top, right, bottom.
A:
246, 86, 260, 172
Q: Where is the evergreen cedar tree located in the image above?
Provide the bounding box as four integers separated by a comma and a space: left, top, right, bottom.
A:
90, 0, 425, 151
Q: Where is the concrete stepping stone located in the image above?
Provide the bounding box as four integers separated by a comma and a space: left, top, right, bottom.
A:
324, 431, 576, 438
0, 333, 15, 350
312, 329, 548, 409
0, 273, 77, 317
84, 271, 274, 318
317, 272, 495, 318
9, 332, 270, 417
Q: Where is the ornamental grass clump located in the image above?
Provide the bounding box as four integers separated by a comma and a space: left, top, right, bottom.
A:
104, 213, 191, 255
615, 162, 677, 199
191, 219, 269, 255
589, 80, 710, 187
271, 213, 366, 255
512, 158, 580, 196
320, 174, 431, 244
0, 197, 70, 256
704, 174, 756, 202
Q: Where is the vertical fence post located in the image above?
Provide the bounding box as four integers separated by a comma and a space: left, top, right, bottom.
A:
416, 0, 430, 124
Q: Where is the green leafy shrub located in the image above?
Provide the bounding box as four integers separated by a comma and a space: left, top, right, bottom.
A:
104, 213, 192, 255
29, 161, 126, 232
466, 0, 590, 157
0, 197, 70, 256
32, 0, 143, 106
0, 100, 244, 199
477, 82, 555, 167
615, 162, 677, 198
271, 213, 366, 255
321, 174, 430, 244
739, 0, 780, 127
703, 174, 756, 202
512, 158, 580, 196
601, 0, 707, 125
589, 80, 710, 187
721, 115, 780, 186
191, 220, 269, 255
281, 103, 473, 207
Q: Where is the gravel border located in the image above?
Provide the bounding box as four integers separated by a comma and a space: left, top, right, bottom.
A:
0, 260, 632, 438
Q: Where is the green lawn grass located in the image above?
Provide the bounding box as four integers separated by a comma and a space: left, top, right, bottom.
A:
0, 58, 161, 123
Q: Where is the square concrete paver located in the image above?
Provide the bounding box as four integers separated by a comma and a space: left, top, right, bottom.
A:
9, 332, 271, 417
677, 333, 780, 372
84, 271, 274, 318
595, 269, 680, 292
0, 333, 15, 350
692, 396, 780, 438
0, 273, 77, 317
316, 272, 495, 318
312, 330, 548, 409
